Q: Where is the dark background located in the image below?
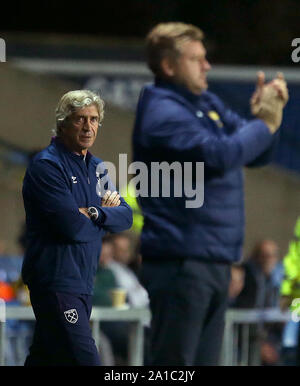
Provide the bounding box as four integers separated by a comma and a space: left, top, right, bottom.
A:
3, 0, 300, 65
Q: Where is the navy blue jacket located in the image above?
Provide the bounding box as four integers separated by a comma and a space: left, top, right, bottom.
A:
22, 137, 133, 295
133, 79, 279, 264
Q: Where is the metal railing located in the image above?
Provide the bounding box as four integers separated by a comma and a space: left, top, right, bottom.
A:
221, 308, 291, 366
0, 304, 292, 366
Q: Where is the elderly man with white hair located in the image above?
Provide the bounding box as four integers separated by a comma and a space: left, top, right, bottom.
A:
21, 90, 133, 366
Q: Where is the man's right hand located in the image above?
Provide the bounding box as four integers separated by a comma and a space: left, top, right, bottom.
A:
250, 71, 289, 134
101, 190, 121, 207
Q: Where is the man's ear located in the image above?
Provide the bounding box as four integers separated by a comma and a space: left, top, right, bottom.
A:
57, 123, 66, 137
161, 56, 176, 77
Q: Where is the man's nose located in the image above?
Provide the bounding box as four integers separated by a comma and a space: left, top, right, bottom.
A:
204, 59, 211, 72
83, 119, 93, 130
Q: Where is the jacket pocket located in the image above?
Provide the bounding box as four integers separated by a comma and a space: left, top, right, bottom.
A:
55, 244, 87, 282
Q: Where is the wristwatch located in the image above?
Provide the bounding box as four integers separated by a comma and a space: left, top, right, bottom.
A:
87, 206, 99, 221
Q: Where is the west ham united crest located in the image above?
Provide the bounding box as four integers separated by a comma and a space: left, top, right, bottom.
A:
64, 309, 78, 324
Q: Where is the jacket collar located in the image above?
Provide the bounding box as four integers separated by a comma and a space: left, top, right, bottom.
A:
155, 77, 204, 105
51, 136, 92, 164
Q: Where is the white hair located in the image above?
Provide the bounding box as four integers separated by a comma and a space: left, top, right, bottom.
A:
53, 90, 105, 135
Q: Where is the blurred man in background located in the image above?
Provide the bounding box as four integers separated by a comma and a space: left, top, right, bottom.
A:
21, 90, 132, 366
233, 240, 281, 309
132, 22, 289, 365
93, 232, 148, 308
93, 235, 118, 307
109, 233, 149, 308
232, 240, 283, 365
93, 233, 149, 365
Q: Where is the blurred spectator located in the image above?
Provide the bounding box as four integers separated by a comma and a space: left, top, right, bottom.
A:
93, 235, 118, 307
232, 239, 284, 366
93, 233, 149, 308
234, 240, 281, 309
93, 232, 149, 365
91, 235, 116, 365
112, 232, 131, 264
109, 233, 149, 308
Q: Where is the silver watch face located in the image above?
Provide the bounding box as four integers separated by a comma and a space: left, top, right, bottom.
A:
88, 207, 98, 219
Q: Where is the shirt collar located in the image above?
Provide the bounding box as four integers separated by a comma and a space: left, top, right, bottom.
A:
51, 136, 92, 163
155, 77, 204, 105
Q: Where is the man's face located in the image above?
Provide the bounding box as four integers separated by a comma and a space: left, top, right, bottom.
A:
113, 236, 131, 265
99, 242, 114, 267
169, 40, 211, 95
60, 104, 99, 155
258, 241, 279, 276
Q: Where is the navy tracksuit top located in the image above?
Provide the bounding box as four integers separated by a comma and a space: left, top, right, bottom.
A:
133, 79, 280, 264
22, 137, 133, 295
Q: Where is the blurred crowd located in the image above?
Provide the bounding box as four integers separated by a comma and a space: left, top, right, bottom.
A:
1, 221, 300, 366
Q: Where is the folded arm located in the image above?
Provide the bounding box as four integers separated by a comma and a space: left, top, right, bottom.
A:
83, 163, 133, 233
23, 159, 102, 243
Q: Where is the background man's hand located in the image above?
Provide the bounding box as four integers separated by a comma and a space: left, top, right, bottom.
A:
269, 72, 289, 106
101, 190, 121, 207
251, 71, 289, 134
